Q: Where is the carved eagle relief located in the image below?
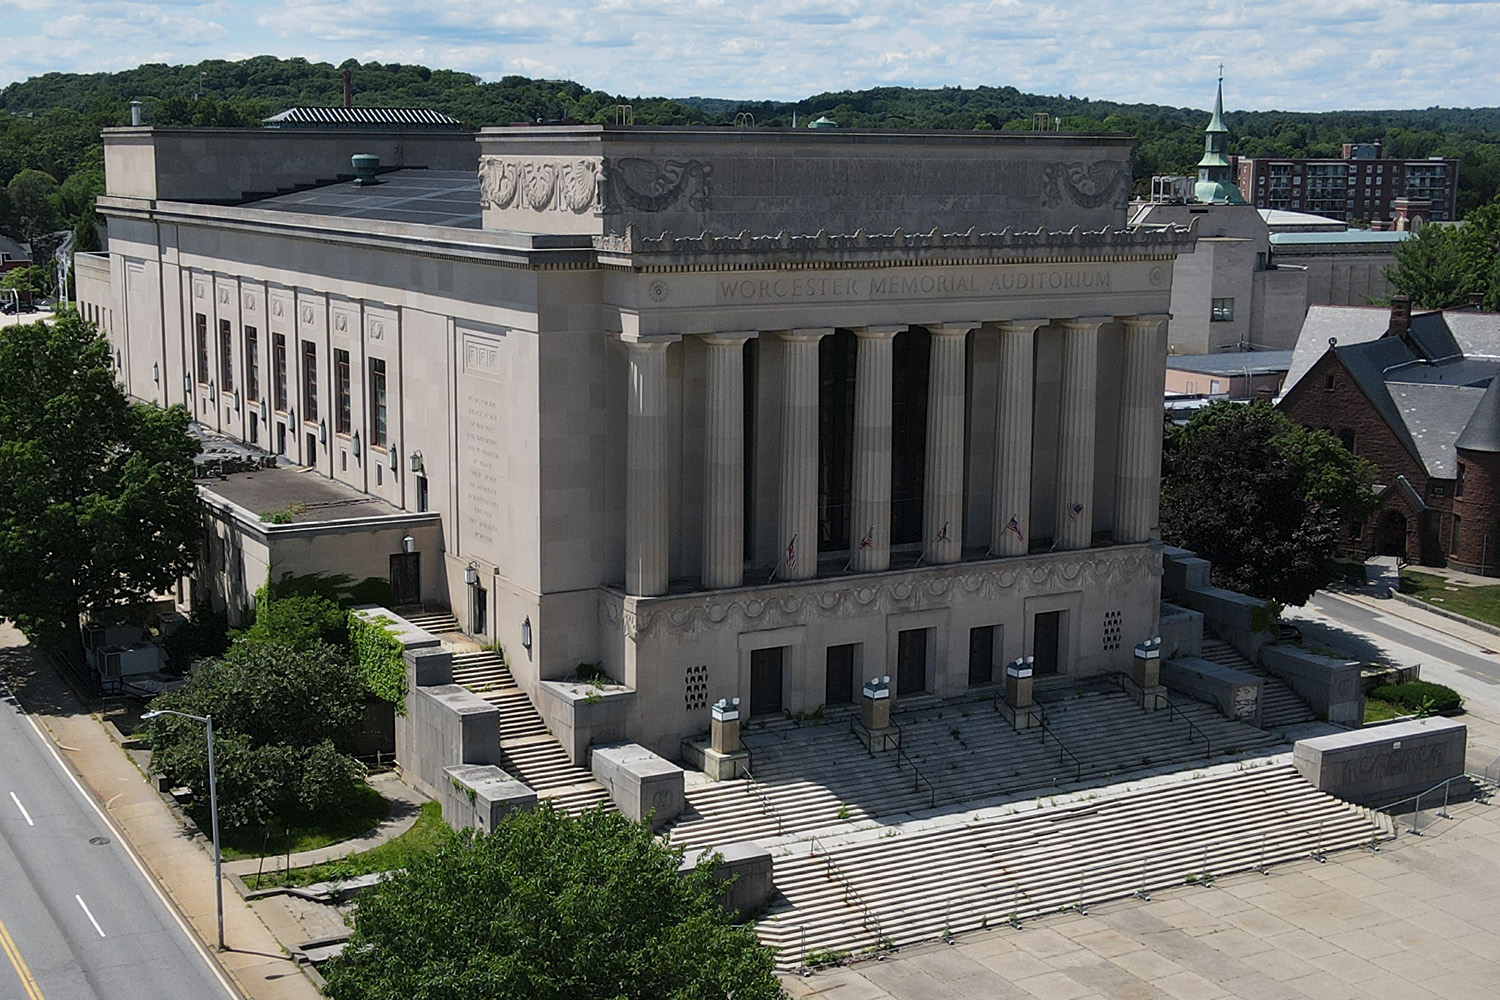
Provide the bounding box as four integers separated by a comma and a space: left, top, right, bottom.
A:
1041, 160, 1131, 210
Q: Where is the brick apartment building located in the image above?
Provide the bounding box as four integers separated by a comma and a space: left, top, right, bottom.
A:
1278, 296, 1500, 573
1237, 143, 1458, 226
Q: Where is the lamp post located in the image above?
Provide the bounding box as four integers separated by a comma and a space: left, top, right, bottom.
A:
141, 708, 224, 951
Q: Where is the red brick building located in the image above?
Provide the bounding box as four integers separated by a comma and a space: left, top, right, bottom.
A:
1278, 296, 1500, 572
1237, 143, 1458, 226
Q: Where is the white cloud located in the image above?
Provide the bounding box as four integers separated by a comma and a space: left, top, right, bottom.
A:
4, 0, 1500, 112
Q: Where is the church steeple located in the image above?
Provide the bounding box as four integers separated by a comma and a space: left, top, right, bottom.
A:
1195, 67, 1247, 205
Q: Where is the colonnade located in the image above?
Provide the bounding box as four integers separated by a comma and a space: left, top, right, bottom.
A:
623, 314, 1167, 598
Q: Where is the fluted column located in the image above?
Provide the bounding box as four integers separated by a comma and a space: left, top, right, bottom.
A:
1055, 317, 1108, 551
701, 331, 757, 589
923, 323, 976, 564
1116, 315, 1170, 544
849, 326, 903, 571
991, 319, 1047, 556
625, 336, 674, 596
777, 329, 832, 581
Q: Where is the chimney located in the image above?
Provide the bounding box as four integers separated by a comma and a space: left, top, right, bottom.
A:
1390, 294, 1412, 338
129, 100, 142, 126
342, 69, 352, 109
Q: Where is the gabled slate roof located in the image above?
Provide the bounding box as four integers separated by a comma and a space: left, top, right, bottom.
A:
1456, 377, 1500, 454
263, 107, 468, 130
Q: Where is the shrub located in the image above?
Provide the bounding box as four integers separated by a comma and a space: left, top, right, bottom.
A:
1369, 681, 1462, 714
349, 613, 406, 708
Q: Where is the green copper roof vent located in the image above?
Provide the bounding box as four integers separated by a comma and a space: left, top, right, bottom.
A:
807, 115, 837, 129
351, 153, 381, 185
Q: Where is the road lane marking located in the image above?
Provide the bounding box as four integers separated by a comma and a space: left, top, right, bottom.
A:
8, 792, 32, 826
0, 682, 240, 999
75, 896, 105, 938
0, 913, 45, 1000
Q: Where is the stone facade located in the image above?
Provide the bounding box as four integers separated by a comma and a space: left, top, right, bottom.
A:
85, 124, 1197, 756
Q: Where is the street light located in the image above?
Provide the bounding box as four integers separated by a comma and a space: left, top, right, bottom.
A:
141, 708, 224, 951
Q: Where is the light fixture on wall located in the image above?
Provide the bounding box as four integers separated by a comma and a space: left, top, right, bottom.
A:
351, 430, 361, 458
259, 399, 269, 424
409, 450, 424, 474
184, 376, 192, 395
152, 362, 160, 384
318, 419, 327, 445
463, 563, 478, 586
389, 440, 399, 471
288, 407, 297, 426
233, 389, 241, 413
401, 534, 415, 555
209, 379, 216, 397
521, 617, 532, 652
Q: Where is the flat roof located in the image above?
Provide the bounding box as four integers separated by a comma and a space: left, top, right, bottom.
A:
251, 169, 481, 228
200, 463, 400, 525
1270, 230, 1411, 246
1165, 350, 1294, 376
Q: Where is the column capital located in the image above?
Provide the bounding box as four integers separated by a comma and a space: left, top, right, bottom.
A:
1056, 315, 1113, 332
925, 321, 980, 337
993, 318, 1050, 335
1119, 313, 1172, 331
850, 324, 905, 339
620, 332, 682, 347
698, 330, 759, 347
775, 327, 834, 343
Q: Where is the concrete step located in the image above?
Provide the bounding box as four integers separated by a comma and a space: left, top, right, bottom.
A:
398, 610, 462, 634
1201, 638, 1318, 728
753, 764, 1387, 969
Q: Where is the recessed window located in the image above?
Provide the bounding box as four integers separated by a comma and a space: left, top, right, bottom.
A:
300, 341, 319, 421
1456, 463, 1466, 498
272, 334, 288, 411
369, 358, 388, 447
1451, 514, 1462, 555
1324, 373, 1337, 391
1338, 428, 1356, 452
334, 348, 352, 435
195, 314, 209, 384
1211, 298, 1235, 322
244, 326, 259, 403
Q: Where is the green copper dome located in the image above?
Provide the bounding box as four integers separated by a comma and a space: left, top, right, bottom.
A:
1195, 75, 1247, 205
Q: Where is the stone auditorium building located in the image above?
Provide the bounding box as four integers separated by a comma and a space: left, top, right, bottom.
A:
76, 121, 1196, 755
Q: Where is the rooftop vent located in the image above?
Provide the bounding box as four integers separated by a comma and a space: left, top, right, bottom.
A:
351, 154, 380, 186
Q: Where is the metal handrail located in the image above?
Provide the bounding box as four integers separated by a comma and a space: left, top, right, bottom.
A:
1375, 773, 1474, 835
894, 743, 938, 809
735, 759, 785, 836
1478, 751, 1500, 786
1035, 703, 1084, 783
1112, 672, 1212, 761
808, 836, 881, 938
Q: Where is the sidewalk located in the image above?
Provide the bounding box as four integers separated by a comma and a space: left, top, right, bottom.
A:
0, 623, 324, 1000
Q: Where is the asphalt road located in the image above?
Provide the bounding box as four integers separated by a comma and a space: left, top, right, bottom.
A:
0, 685, 235, 1000
1295, 589, 1500, 714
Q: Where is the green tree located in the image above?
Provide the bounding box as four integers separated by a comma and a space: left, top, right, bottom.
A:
0, 312, 200, 644
1387, 202, 1500, 309
1161, 401, 1377, 606
0, 263, 51, 298
5, 168, 59, 242
145, 639, 368, 831
323, 807, 782, 1000
237, 592, 351, 652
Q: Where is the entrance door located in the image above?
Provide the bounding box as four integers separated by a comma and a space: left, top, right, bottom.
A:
389, 552, 421, 606
1033, 611, 1062, 675
276, 421, 286, 456
305, 432, 317, 466
749, 647, 784, 717
896, 628, 928, 696
471, 584, 488, 637
825, 644, 856, 706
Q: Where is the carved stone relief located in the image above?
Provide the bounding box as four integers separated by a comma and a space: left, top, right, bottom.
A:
1040, 161, 1131, 211
600, 551, 1159, 640
603, 157, 712, 213
479, 157, 601, 214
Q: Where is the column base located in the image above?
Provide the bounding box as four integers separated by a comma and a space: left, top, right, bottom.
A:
700, 747, 751, 781
998, 701, 1043, 731
853, 721, 902, 753
1137, 684, 1169, 713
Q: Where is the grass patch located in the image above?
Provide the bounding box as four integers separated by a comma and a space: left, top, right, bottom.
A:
1364, 698, 1407, 724
252, 801, 451, 888
1400, 570, 1500, 627
219, 784, 390, 861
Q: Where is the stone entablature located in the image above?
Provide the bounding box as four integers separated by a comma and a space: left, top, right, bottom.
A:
599, 543, 1162, 641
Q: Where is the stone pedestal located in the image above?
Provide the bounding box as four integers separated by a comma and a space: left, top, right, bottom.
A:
1001, 658, 1041, 730
710, 698, 742, 754
592, 743, 685, 830
857, 676, 899, 751
1132, 637, 1167, 712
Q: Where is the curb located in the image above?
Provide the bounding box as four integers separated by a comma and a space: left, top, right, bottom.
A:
1385, 587, 1500, 639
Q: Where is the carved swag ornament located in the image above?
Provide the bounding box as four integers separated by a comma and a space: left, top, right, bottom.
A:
1040, 160, 1131, 211
479, 158, 601, 214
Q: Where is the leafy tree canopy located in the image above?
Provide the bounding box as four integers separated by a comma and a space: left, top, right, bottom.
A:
323, 807, 782, 1000
1387, 201, 1500, 309
145, 638, 368, 831
1162, 401, 1377, 606
0, 311, 199, 643
6, 168, 59, 242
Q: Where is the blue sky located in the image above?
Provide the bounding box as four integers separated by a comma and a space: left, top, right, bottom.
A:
5, 0, 1500, 111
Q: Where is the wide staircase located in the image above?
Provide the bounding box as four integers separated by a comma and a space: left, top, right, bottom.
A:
1200, 637, 1318, 730
665, 685, 1282, 853
407, 617, 613, 816
755, 763, 1389, 970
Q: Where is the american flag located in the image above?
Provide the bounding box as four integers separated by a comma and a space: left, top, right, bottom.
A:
1068, 502, 1085, 520
785, 533, 798, 570
1007, 515, 1024, 542
935, 521, 949, 543
858, 527, 874, 551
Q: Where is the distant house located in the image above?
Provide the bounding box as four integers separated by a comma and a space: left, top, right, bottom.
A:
1164, 350, 1292, 400
1278, 295, 1500, 573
